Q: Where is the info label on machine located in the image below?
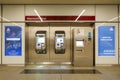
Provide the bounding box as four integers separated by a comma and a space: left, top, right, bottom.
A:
98, 26, 115, 56
5, 26, 22, 56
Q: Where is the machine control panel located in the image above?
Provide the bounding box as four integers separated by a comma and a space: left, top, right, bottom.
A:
55, 31, 65, 54
35, 31, 46, 54
88, 32, 92, 41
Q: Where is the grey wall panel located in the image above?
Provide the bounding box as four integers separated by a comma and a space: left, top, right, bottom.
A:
3, 5, 24, 21
96, 5, 118, 21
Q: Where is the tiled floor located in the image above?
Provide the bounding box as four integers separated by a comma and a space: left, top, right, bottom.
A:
0, 65, 120, 80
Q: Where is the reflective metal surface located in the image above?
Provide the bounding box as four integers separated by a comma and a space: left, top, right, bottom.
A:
26, 23, 95, 66
73, 27, 94, 67
26, 23, 71, 64
21, 69, 101, 74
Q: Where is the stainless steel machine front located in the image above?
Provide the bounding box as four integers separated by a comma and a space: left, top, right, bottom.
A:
25, 23, 94, 66
26, 24, 50, 64
26, 23, 71, 64
73, 27, 94, 67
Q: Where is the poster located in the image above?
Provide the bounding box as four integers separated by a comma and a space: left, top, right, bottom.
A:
5, 26, 22, 56
98, 26, 115, 56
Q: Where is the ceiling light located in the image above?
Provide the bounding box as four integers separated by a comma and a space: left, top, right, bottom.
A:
0, 16, 10, 22
75, 9, 86, 22
34, 9, 43, 22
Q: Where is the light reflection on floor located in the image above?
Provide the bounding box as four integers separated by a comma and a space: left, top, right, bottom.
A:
0, 65, 120, 80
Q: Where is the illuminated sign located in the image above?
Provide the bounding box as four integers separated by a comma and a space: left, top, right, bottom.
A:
98, 26, 115, 56
5, 26, 22, 56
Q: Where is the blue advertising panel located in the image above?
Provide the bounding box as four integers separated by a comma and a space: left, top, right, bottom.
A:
98, 26, 115, 56
5, 26, 22, 56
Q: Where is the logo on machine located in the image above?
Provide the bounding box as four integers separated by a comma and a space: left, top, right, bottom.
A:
6, 28, 11, 33
37, 43, 41, 47
110, 27, 114, 31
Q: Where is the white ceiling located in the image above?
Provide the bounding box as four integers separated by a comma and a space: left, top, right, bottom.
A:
0, 0, 119, 4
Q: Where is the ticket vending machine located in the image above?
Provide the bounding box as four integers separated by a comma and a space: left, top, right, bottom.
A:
73, 28, 93, 67
35, 31, 46, 54
55, 31, 65, 54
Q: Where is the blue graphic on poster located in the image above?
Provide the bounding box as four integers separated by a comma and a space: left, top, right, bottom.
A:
5, 26, 22, 56
98, 26, 115, 56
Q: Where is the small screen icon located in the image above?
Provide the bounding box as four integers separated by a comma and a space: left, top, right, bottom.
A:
37, 43, 40, 46
57, 44, 59, 46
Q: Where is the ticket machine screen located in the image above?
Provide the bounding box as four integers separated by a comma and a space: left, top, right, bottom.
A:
55, 31, 65, 54
76, 40, 84, 47
35, 31, 46, 54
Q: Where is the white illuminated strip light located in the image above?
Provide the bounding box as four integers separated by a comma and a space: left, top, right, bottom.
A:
0, 16, 20, 26
98, 16, 120, 26
75, 9, 86, 22
1, 17, 10, 22
34, 9, 43, 22
6, 38, 20, 41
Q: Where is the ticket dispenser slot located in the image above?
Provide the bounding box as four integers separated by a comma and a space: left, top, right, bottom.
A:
35, 31, 46, 54
55, 31, 65, 54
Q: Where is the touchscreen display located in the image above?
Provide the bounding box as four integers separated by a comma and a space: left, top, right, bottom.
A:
76, 40, 84, 47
